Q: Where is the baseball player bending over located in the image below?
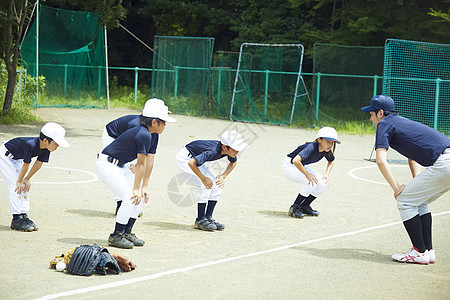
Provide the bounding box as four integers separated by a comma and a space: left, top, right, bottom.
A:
96, 99, 176, 249
102, 99, 161, 217
0, 123, 69, 231
361, 95, 450, 264
176, 130, 248, 231
282, 127, 340, 218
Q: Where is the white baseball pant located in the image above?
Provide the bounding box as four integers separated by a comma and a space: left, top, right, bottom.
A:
96, 153, 144, 224
176, 147, 221, 203
0, 143, 30, 214
282, 156, 328, 197
102, 127, 132, 203
396, 148, 450, 221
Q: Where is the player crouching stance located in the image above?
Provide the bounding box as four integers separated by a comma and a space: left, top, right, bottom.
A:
282, 127, 340, 218
361, 95, 450, 264
176, 130, 248, 231
96, 100, 176, 248
0, 123, 69, 231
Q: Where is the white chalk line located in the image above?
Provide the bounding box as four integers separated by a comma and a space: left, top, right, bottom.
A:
35, 210, 450, 300
347, 165, 408, 185
0, 166, 98, 184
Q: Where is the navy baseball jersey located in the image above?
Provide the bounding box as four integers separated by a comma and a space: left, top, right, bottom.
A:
287, 142, 335, 165
185, 140, 237, 166
375, 115, 450, 167
102, 126, 159, 163
5, 137, 50, 163
105, 115, 140, 139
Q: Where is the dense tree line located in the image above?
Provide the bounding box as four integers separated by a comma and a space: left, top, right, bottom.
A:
45, 0, 450, 72
2, 0, 449, 113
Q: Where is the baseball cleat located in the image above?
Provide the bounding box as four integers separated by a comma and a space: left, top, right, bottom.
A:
207, 218, 225, 230
10, 215, 35, 232
288, 205, 304, 218
392, 247, 430, 264
194, 217, 217, 231
108, 232, 134, 249
428, 249, 435, 264
124, 232, 145, 246
23, 215, 38, 231
301, 205, 320, 216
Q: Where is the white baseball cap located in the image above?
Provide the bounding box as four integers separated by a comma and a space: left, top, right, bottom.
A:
142, 98, 176, 122
316, 127, 341, 144
41, 122, 70, 147
220, 130, 248, 151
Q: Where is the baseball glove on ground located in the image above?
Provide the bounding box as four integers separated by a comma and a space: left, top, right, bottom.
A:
113, 254, 136, 272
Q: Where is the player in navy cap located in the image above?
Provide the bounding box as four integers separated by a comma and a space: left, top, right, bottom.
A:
282, 127, 340, 218
361, 95, 450, 264
0, 122, 69, 231
175, 130, 248, 231
96, 99, 176, 248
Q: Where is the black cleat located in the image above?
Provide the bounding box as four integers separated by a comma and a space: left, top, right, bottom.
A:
11, 215, 35, 232
207, 218, 225, 230
194, 217, 217, 231
124, 232, 145, 246
288, 205, 304, 218
108, 232, 134, 249
301, 205, 320, 216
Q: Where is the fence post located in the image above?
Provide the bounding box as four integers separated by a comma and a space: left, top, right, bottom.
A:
174, 66, 179, 101
434, 78, 441, 130
64, 64, 68, 95
134, 67, 139, 103
315, 72, 321, 121
98, 66, 102, 100
373, 75, 379, 96
265, 70, 269, 117
217, 69, 222, 107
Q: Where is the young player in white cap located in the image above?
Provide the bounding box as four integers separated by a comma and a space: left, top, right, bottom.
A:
282, 127, 340, 218
361, 95, 450, 264
96, 99, 176, 248
0, 122, 70, 231
176, 130, 248, 231
102, 99, 162, 216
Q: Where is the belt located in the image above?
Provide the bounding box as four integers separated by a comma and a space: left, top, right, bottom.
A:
97, 153, 125, 167
5, 150, 15, 159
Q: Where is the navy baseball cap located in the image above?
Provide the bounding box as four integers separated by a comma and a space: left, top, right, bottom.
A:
361, 95, 396, 113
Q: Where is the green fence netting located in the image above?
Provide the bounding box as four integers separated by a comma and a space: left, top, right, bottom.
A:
205, 51, 240, 119
21, 4, 107, 108
230, 43, 310, 125
312, 43, 384, 123
383, 39, 450, 135
151, 36, 214, 116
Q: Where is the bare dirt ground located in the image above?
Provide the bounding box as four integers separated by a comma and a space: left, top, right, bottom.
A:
0, 107, 449, 300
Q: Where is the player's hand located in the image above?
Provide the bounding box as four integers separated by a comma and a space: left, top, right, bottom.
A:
215, 175, 226, 188
141, 187, 149, 204
129, 163, 136, 174
306, 173, 318, 186
201, 177, 214, 189
322, 175, 330, 185
23, 179, 31, 193
394, 184, 406, 199
131, 189, 142, 205
15, 181, 26, 195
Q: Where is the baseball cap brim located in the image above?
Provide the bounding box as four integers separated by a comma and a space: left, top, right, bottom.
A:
361, 105, 376, 113
159, 115, 176, 122
53, 136, 70, 147
323, 137, 341, 144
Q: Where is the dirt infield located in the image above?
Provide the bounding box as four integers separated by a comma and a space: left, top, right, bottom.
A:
0, 107, 449, 300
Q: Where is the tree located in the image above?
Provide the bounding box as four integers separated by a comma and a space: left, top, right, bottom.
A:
0, 0, 126, 114
0, 0, 32, 113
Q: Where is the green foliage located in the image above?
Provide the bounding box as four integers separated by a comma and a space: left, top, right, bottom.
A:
0, 73, 41, 124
